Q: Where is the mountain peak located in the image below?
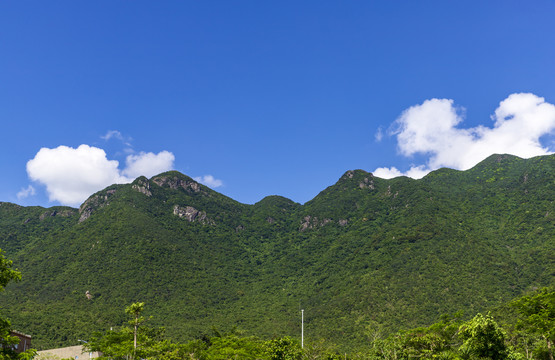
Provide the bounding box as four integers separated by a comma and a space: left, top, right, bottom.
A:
150, 171, 205, 194
340, 169, 372, 180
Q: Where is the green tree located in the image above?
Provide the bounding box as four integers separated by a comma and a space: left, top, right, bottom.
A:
203, 333, 266, 360
126, 302, 146, 360
85, 303, 177, 360
513, 288, 555, 360
400, 313, 463, 359
0, 249, 36, 360
0, 250, 20, 289
265, 337, 302, 360
86, 327, 134, 360
302, 339, 342, 360
459, 313, 509, 360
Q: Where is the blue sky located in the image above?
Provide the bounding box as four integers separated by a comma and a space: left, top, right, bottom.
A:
2, 1, 555, 207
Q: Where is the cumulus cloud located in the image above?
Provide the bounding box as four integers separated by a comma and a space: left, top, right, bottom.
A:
374, 165, 429, 179
26, 145, 174, 207
374, 93, 555, 179
194, 175, 223, 188
17, 185, 36, 200
122, 151, 175, 179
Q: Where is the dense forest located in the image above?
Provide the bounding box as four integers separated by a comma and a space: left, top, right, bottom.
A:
81, 288, 555, 360
2, 250, 554, 359
0, 153, 553, 355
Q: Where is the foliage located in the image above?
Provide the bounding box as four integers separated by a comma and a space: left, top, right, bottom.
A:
126, 302, 146, 360
459, 313, 509, 360
62, 290, 555, 360
0, 154, 554, 350
512, 288, 555, 360
0, 249, 20, 290
84, 305, 177, 360
0, 250, 36, 360
265, 336, 302, 360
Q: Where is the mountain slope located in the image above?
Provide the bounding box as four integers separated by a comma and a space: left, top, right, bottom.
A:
0, 154, 553, 350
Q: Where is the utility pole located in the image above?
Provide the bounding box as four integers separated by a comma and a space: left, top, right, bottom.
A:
301, 309, 304, 349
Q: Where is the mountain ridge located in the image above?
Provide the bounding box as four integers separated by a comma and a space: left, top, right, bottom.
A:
0, 153, 553, 350
1, 153, 543, 213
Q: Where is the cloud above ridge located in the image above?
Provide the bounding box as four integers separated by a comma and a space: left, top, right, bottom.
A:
122, 151, 175, 179
26, 145, 175, 206
374, 93, 555, 179
16, 185, 36, 200
194, 175, 223, 188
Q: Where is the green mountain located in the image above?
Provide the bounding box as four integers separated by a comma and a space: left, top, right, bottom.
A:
0, 154, 553, 350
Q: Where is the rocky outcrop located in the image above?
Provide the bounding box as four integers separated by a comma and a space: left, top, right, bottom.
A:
39, 209, 75, 221
342, 170, 375, 190
132, 178, 152, 196
359, 176, 375, 190
345, 170, 355, 179
152, 176, 202, 193
173, 205, 214, 225
384, 185, 399, 198
78, 189, 117, 223
299, 215, 332, 232
299, 215, 349, 231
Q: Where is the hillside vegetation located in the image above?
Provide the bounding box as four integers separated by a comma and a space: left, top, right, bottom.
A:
0, 154, 553, 350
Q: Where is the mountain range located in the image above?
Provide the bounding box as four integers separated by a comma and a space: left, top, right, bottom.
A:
0, 153, 553, 350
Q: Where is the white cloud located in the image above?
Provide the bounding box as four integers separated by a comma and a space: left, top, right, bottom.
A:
122, 151, 175, 179
101, 130, 124, 141
374, 126, 384, 142
26, 145, 174, 207
101, 129, 133, 148
193, 175, 223, 188
375, 93, 555, 179
374, 165, 429, 179
17, 185, 36, 200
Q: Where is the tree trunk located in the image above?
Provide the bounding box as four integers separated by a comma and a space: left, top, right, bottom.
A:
133, 317, 138, 360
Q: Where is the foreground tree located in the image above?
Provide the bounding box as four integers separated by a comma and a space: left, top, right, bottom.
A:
458, 313, 509, 360
0, 250, 36, 360
126, 302, 146, 360
264, 336, 302, 360
513, 288, 555, 360
85, 303, 178, 360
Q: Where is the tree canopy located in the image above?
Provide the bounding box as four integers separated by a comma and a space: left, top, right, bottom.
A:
0, 249, 35, 360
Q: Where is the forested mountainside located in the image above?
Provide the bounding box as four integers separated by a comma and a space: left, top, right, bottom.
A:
0, 153, 553, 350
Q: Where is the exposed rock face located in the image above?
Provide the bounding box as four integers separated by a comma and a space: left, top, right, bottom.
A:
39, 209, 75, 221
299, 215, 332, 232
266, 217, 275, 224
342, 170, 375, 190
152, 176, 202, 193
132, 178, 152, 196
359, 176, 375, 190
386, 185, 392, 196
173, 205, 214, 225
39, 211, 52, 221
79, 189, 117, 223
79, 208, 94, 224
495, 154, 511, 163
338, 219, 348, 226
